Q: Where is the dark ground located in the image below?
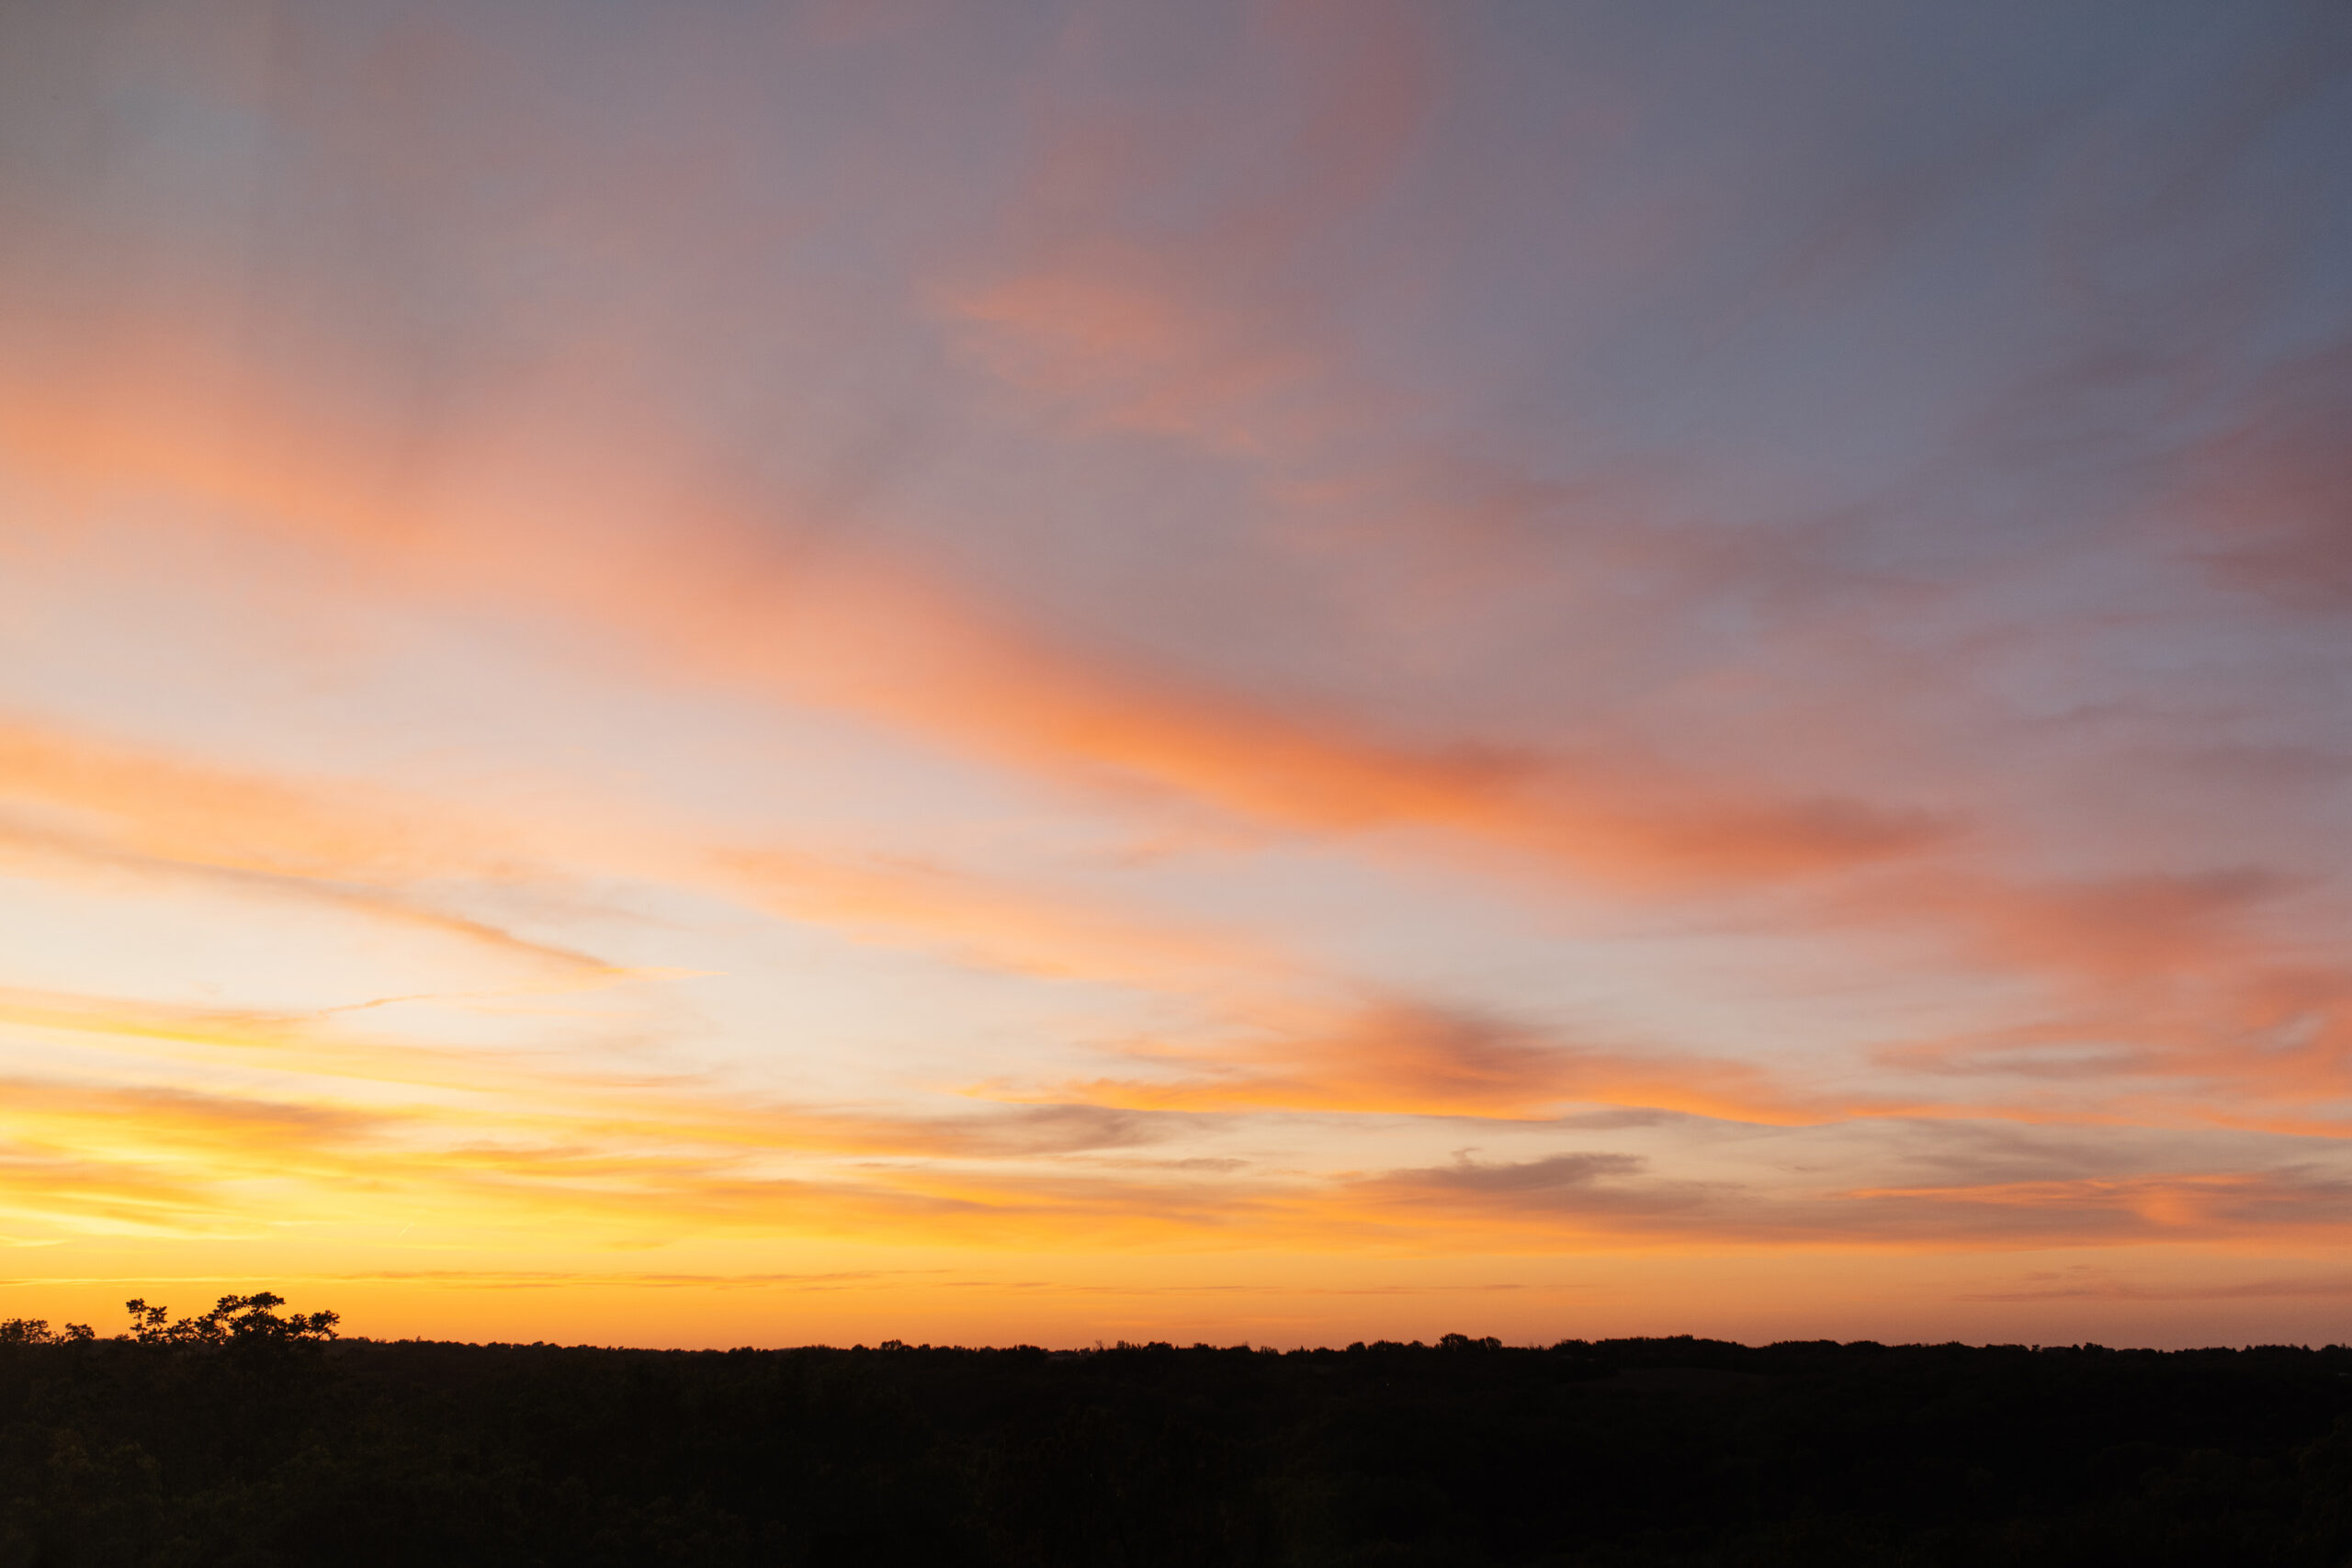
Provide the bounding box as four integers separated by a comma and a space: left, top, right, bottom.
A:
6, 1300, 2352, 1565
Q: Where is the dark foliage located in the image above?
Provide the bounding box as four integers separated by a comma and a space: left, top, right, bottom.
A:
6, 1299, 2352, 1564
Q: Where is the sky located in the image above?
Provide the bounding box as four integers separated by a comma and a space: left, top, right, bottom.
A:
1, 0, 2348, 1349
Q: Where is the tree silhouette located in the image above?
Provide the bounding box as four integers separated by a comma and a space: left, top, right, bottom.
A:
0, 1316, 94, 1344
122, 1292, 339, 1346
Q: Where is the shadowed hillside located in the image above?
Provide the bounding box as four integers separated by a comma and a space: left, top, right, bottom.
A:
6, 1299, 2352, 1565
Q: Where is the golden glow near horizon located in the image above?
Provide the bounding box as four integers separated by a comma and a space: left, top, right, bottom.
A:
4, 2, 2349, 1348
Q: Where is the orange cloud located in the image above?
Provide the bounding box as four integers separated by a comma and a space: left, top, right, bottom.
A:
0, 713, 620, 980
0, 710, 1278, 1000
1007, 998, 1841, 1125
1835, 1170, 2352, 1246
7, 976, 2349, 1264
1, 265, 1956, 910
1856, 862, 2352, 1122
713, 845, 1280, 992
942, 0, 1435, 449
3, 0, 1966, 913
2172, 344, 2352, 611
0, 717, 490, 885
602, 532, 1951, 891
1022, 980, 2352, 1142
1321, 1154, 2352, 1253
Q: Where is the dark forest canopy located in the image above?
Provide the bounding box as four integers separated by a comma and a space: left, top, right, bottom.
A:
6, 1295, 2352, 1565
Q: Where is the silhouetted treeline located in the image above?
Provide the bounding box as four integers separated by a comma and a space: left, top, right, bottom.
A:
6, 1298, 2352, 1565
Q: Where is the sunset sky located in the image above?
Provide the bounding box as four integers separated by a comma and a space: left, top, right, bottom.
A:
3, 0, 2349, 1349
